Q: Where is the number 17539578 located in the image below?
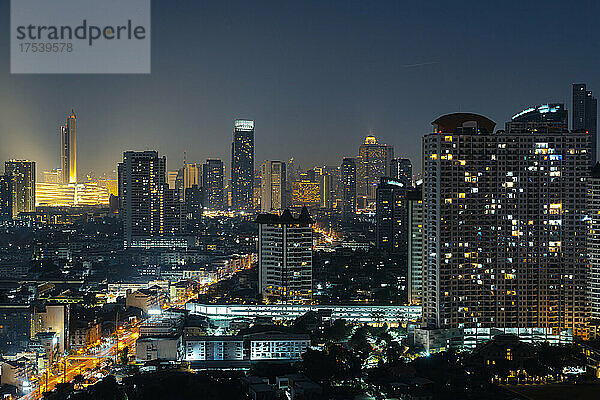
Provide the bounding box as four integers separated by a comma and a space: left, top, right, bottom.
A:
19, 42, 73, 52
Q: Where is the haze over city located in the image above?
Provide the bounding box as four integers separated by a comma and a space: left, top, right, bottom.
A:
1, 0, 599, 176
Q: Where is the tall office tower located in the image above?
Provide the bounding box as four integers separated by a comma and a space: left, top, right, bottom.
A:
319, 173, 333, 209
407, 186, 423, 305
0, 175, 11, 220
287, 157, 299, 184
391, 158, 413, 188
588, 163, 600, 321
260, 160, 286, 212
167, 171, 179, 190
5, 160, 35, 217
231, 119, 255, 211
422, 112, 588, 338
60, 110, 77, 184
163, 187, 185, 235
341, 158, 357, 216
573, 83, 598, 164
357, 136, 394, 199
119, 151, 168, 245
185, 184, 203, 223
183, 163, 201, 190
256, 207, 313, 304
202, 159, 225, 211
375, 177, 408, 256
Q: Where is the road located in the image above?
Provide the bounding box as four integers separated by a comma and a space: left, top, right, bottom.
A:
21, 327, 138, 399
20, 258, 252, 399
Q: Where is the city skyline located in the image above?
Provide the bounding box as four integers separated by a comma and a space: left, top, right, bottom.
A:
1, 0, 599, 177
4, 2, 600, 398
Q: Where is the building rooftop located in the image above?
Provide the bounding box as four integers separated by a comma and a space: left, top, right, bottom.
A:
431, 113, 496, 134
255, 206, 314, 225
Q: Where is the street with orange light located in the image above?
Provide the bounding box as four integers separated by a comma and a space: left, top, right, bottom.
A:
20, 326, 139, 399
19, 260, 253, 399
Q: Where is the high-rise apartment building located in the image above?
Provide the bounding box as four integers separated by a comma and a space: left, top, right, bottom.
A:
422, 112, 588, 338
60, 110, 77, 184
588, 163, 600, 322
357, 136, 394, 200
256, 207, 313, 304
573, 83, 597, 164
119, 151, 184, 246
407, 186, 423, 305
202, 159, 224, 210
5, 160, 35, 217
341, 158, 356, 216
231, 119, 255, 211
0, 175, 11, 220
391, 158, 413, 188
375, 177, 408, 257
260, 160, 286, 212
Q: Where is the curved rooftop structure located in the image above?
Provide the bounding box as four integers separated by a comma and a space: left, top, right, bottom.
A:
511, 103, 566, 122
432, 113, 496, 134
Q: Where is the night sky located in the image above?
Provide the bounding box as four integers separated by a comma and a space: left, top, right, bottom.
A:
1, 0, 599, 177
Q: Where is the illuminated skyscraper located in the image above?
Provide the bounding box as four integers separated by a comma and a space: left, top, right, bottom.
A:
422, 112, 588, 338
357, 136, 394, 200
341, 158, 356, 216
260, 160, 286, 212
60, 110, 77, 184
5, 160, 35, 217
231, 119, 255, 211
202, 159, 224, 210
375, 177, 408, 256
391, 158, 413, 188
183, 163, 201, 191
119, 151, 183, 246
573, 83, 597, 164
319, 173, 333, 209
256, 207, 313, 304
0, 175, 11, 220
167, 171, 179, 190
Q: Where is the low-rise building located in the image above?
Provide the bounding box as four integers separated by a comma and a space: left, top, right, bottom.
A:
248, 333, 309, 361
135, 335, 182, 362
0, 358, 36, 393
184, 336, 244, 362
69, 320, 101, 351
187, 303, 421, 326
126, 287, 164, 314
30, 304, 69, 353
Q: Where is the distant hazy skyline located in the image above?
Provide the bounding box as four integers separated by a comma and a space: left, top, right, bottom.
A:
1, 0, 598, 177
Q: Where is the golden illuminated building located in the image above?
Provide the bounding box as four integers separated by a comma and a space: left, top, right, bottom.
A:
36, 182, 110, 207
98, 178, 118, 197
291, 180, 320, 207
357, 135, 394, 200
